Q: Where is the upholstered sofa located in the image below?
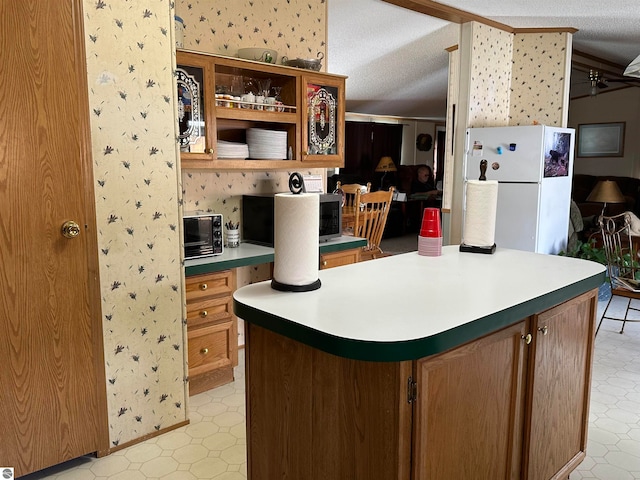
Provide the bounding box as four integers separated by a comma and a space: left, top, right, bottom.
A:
572, 174, 640, 219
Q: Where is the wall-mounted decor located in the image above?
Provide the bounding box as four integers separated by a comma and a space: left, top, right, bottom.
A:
416, 133, 433, 151
577, 122, 625, 158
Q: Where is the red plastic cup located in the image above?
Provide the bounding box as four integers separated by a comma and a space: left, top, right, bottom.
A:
420, 208, 441, 238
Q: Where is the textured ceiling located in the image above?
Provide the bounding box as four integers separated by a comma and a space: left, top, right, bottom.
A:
327, 0, 640, 120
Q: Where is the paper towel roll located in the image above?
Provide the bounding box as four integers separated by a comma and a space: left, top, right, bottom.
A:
462, 180, 498, 248
272, 193, 321, 291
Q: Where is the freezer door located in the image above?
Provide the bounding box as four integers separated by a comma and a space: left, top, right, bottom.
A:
494, 183, 540, 252
465, 126, 545, 182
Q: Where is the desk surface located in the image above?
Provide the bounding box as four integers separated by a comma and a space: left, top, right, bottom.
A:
234, 246, 605, 361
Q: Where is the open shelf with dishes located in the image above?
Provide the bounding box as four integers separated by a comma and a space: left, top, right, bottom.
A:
176, 50, 346, 171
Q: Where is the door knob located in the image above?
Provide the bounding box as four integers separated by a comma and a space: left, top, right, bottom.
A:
61, 220, 81, 239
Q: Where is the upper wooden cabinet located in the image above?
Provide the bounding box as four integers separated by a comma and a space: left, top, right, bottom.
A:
176, 50, 346, 170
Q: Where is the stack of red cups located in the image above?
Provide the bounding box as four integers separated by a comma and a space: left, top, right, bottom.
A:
418, 207, 442, 256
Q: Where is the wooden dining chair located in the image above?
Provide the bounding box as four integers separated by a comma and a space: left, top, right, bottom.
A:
597, 212, 640, 335
336, 181, 371, 207
336, 181, 371, 233
353, 187, 395, 261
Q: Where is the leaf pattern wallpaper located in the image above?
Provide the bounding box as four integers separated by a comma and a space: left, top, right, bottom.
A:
468, 22, 514, 127
465, 23, 571, 128
510, 32, 571, 127
81, 0, 328, 449
83, 0, 186, 448
175, 0, 327, 66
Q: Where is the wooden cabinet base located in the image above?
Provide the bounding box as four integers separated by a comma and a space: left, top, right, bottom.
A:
243, 288, 597, 480
245, 324, 412, 480
189, 366, 234, 396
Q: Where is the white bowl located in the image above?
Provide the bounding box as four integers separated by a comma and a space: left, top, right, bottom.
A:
237, 48, 278, 64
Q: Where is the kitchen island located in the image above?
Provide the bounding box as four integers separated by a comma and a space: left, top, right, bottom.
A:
234, 246, 605, 480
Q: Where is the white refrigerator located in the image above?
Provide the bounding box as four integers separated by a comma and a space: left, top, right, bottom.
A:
464, 125, 575, 254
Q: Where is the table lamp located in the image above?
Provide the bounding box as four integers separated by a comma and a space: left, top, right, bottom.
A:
586, 180, 626, 217
375, 156, 396, 190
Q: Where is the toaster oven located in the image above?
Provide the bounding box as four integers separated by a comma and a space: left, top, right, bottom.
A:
183, 211, 224, 259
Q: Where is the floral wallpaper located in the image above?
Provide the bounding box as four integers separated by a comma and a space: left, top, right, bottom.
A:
175, 0, 327, 69
467, 23, 513, 127
509, 32, 571, 127
83, 0, 186, 448
80, 0, 330, 449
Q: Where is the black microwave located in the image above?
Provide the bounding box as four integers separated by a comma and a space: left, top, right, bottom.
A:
183, 211, 224, 259
242, 193, 342, 247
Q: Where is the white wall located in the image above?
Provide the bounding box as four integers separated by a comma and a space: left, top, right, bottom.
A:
569, 87, 640, 177
403, 121, 436, 167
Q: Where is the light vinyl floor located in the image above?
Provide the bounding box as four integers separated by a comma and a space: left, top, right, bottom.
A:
21, 294, 640, 480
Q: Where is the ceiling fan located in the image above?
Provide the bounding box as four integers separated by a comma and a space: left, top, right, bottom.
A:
585, 69, 640, 96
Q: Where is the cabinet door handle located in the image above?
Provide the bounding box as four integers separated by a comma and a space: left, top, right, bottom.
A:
522, 333, 532, 345
200, 348, 208, 355
199, 283, 208, 291
206, 148, 214, 154
200, 310, 208, 318
538, 325, 549, 336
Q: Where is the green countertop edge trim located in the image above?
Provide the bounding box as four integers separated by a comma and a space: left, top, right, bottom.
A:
318, 237, 367, 253
234, 271, 605, 362
185, 238, 368, 276
185, 253, 274, 276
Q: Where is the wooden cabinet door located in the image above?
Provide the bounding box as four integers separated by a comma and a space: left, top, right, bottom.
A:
301, 73, 345, 166
412, 321, 528, 480
319, 248, 360, 269
176, 52, 216, 162
0, 1, 108, 476
524, 289, 597, 480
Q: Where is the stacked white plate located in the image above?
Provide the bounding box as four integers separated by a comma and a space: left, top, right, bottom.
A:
418, 235, 442, 257
246, 128, 288, 160
217, 140, 249, 159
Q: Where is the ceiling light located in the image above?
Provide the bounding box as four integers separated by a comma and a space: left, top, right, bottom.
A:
589, 69, 599, 96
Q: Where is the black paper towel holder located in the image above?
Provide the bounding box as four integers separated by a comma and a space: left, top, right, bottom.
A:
459, 159, 497, 254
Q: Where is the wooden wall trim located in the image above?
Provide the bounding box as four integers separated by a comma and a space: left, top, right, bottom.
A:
382, 0, 514, 32
573, 49, 627, 71
514, 27, 578, 34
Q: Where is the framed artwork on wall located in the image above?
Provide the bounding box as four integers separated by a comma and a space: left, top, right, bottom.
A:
577, 122, 625, 158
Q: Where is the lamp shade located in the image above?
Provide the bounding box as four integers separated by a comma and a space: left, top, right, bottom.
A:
375, 156, 397, 173
586, 180, 626, 204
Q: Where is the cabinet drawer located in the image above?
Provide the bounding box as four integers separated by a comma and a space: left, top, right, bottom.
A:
188, 321, 234, 377
187, 295, 233, 329
186, 270, 234, 302
320, 248, 360, 269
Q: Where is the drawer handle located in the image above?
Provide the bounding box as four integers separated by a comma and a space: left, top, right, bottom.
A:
322, 261, 328, 266
200, 348, 208, 355
200, 283, 208, 291
538, 325, 549, 336
200, 310, 208, 318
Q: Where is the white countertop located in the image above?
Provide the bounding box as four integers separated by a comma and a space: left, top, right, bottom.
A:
233, 246, 605, 360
